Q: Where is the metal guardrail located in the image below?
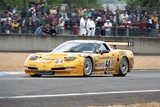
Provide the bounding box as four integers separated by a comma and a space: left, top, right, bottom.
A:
0, 27, 159, 37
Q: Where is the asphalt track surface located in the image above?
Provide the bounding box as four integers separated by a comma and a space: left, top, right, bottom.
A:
0, 70, 160, 107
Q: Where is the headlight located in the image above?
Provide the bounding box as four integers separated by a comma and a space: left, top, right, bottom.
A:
64, 56, 77, 61
29, 56, 39, 60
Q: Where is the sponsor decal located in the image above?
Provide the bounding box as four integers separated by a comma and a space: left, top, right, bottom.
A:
99, 57, 110, 60
42, 61, 52, 64
54, 59, 63, 64
95, 63, 105, 67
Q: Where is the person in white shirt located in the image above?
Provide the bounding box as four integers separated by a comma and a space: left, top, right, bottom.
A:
86, 17, 96, 36
80, 16, 87, 35
119, 11, 129, 23
103, 20, 112, 36
154, 21, 160, 36
58, 16, 65, 35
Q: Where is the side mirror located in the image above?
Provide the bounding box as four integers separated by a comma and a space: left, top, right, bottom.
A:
96, 50, 110, 54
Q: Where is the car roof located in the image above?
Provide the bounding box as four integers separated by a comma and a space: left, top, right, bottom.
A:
67, 40, 105, 44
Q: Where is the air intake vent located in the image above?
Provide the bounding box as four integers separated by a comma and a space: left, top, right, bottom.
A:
28, 67, 38, 70
51, 68, 65, 70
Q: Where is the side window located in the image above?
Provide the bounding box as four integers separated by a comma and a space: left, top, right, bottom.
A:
99, 43, 110, 51
85, 43, 95, 51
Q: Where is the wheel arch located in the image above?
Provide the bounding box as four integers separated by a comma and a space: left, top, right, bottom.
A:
85, 56, 93, 65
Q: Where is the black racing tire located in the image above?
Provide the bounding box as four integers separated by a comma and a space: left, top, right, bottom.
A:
30, 74, 42, 77
113, 57, 129, 77
83, 58, 93, 77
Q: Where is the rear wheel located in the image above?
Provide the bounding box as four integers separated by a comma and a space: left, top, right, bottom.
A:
83, 58, 93, 76
113, 57, 129, 77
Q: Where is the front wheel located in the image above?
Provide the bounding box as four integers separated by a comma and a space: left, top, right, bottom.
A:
113, 57, 129, 77
83, 58, 93, 76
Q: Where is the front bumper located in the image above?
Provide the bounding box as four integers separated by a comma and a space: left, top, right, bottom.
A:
24, 60, 84, 76
24, 66, 83, 76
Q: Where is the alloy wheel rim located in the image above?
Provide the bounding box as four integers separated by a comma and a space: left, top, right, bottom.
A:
120, 59, 128, 74
84, 60, 92, 75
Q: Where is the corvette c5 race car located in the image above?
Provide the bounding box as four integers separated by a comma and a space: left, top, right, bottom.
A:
24, 40, 134, 77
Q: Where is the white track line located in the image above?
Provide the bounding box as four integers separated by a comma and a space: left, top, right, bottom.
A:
0, 72, 24, 77
3, 72, 24, 75
0, 89, 160, 99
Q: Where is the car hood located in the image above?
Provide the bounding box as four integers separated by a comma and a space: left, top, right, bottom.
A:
39, 52, 93, 60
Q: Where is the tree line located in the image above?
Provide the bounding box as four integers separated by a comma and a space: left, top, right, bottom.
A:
0, 0, 160, 11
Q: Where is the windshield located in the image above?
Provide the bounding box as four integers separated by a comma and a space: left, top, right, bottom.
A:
52, 41, 99, 53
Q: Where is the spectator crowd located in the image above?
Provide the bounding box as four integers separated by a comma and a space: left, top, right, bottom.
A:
0, 1, 160, 37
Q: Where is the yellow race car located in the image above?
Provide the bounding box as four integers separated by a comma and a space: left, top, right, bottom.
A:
24, 40, 134, 77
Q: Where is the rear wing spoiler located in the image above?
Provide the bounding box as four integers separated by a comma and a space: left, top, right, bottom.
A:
106, 42, 134, 49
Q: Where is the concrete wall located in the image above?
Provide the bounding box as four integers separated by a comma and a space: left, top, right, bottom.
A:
0, 34, 160, 55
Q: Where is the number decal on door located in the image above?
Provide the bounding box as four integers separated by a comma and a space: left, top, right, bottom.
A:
105, 59, 111, 69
